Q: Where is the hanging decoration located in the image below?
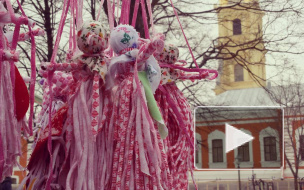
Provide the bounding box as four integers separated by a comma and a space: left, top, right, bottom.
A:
0, 0, 219, 189
154, 43, 217, 189
0, 0, 42, 181
105, 24, 173, 189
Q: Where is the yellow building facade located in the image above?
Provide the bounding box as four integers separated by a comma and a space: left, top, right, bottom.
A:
214, 0, 267, 94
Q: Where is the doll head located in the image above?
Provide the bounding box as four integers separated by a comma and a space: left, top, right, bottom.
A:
77, 21, 108, 55
154, 43, 179, 64
109, 25, 139, 54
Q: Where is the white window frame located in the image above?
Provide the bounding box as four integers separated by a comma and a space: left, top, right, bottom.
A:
259, 126, 281, 167
234, 128, 254, 168
208, 130, 227, 168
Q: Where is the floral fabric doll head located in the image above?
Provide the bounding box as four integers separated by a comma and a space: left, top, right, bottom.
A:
77, 21, 108, 55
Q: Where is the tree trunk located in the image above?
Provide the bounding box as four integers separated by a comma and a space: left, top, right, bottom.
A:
295, 177, 299, 190
91, 0, 96, 20
44, 0, 53, 61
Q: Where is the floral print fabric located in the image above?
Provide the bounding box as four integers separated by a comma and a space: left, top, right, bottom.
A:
77, 21, 108, 55
154, 43, 179, 64
160, 67, 181, 85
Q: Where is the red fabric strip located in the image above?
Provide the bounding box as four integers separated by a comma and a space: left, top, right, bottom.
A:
97, 0, 105, 21
125, 0, 131, 24
107, 0, 115, 30
140, 0, 150, 39
145, 0, 155, 35
131, 0, 140, 27
46, 0, 71, 189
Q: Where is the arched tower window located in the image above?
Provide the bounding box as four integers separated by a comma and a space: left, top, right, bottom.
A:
234, 64, 244, 82
233, 19, 242, 35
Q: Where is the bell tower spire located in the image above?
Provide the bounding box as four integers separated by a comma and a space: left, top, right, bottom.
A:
214, 0, 266, 95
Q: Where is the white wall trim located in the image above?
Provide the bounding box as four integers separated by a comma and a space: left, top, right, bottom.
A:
197, 118, 278, 127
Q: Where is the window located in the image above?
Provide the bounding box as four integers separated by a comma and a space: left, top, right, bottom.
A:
208, 130, 226, 168
234, 64, 244, 81
233, 19, 242, 35
234, 129, 254, 168
259, 127, 280, 167
238, 142, 250, 162
300, 135, 304, 160
11, 177, 17, 184
212, 139, 223, 162
264, 137, 277, 161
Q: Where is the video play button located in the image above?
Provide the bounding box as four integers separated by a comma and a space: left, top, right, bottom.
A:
225, 123, 254, 153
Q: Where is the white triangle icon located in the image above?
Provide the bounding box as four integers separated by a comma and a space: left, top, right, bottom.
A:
225, 123, 254, 153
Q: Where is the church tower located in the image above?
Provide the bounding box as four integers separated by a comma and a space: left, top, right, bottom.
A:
214, 0, 266, 95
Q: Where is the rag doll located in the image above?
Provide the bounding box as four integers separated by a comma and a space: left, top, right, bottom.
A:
106, 24, 173, 190
25, 21, 109, 190
154, 43, 218, 189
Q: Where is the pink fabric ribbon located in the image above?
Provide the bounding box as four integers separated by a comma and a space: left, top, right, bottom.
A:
131, 0, 140, 27
140, 0, 149, 39
107, 0, 115, 30
15, 0, 39, 136
119, 47, 136, 55
160, 63, 219, 80
0, 49, 19, 62
18, 27, 45, 42
46, 0, 71, 189
158, 85, 194, 149
146, 0, 155, 35
96, 0, 105, 21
